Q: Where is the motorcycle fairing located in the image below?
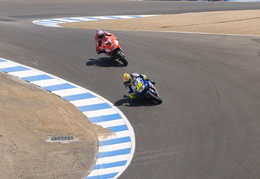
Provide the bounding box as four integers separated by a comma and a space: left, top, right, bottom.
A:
132, 77, 158, 96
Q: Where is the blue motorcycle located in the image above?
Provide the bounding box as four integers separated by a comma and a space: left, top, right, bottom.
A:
131, 77, 162, 104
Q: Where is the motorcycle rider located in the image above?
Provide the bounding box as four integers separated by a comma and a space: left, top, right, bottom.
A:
95, 29, 117, 54
123, 73, 156, 100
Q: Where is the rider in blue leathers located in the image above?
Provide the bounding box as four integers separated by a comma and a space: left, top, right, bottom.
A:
123, 72, 155, 100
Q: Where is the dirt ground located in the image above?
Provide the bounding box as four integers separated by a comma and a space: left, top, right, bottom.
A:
1, 9, 260, 179
61, 10, 260, 35
0, 72, 111, 179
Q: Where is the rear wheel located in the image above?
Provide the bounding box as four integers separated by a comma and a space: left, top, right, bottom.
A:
117, 51, 128, 66
147, 91, 162, 104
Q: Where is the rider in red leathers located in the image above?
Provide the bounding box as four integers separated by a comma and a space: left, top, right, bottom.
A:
95, 29, 117, 54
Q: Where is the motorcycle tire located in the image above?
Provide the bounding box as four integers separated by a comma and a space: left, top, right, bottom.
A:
117, 51, 128, 66
147, 91, 162, 104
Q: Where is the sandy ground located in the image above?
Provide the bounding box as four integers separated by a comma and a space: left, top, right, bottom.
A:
61, 10, 260, 35
1, 9, 260, 179
0, 72, 111, 179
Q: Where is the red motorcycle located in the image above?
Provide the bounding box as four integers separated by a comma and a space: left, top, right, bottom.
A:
101, 36, 128, 66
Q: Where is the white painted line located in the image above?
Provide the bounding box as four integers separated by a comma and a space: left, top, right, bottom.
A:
52, 88, 86, 97
94, 119, 126, 128
99, 142, 132, 152
9, 70, 43, 78
83, 108, 118, 118
30, 78, 66, 87
87, 166, 124, 177
95, 154, 131, 165
0, 61, 20, 68
111, 130, 132, 138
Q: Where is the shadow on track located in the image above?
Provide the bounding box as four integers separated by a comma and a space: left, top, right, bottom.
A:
114, 95, 158, 107
86, 58, 124, 67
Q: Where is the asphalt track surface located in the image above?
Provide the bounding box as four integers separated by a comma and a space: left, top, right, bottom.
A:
1, 0, 260, 178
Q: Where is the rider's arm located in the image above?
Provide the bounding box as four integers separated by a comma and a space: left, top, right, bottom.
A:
124, 83, 134, 94
140, 74, 148, 80
140, 74, 156, 84
126, 85, 136, 99
105, 32, 113, 36
95, 38, 103, 53
105, 32, 117, 39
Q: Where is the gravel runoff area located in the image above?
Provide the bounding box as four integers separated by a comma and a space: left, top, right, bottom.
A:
61, 10, 260, 36
0, 72, 111, 179
1, 9, 260, 179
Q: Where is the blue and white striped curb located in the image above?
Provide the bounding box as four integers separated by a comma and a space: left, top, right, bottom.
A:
33, 15, 158, 27
0, 57, 135, 179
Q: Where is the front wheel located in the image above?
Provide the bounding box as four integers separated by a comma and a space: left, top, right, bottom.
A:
147, 91, 162, 104
116, 51, 128, 66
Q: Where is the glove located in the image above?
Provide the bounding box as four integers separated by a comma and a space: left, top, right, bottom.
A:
150, 80, 156, 84
97, 49, 104, 54
142, 74, 148, 80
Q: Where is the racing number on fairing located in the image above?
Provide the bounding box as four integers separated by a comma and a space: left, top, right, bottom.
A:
135, 82, 143, 91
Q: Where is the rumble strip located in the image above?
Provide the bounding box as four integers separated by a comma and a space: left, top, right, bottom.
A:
0, 57, 135, 179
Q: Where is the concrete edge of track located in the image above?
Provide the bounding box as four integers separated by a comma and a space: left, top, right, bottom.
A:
0, 57, 135, 179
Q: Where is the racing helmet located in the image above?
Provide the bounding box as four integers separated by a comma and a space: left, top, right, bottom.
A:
123, 73, 131, 83
96, 29, 105, 39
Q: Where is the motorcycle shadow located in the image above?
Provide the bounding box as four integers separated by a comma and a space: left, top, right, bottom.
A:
86, 58, 124, 67
114, 95, 159, 107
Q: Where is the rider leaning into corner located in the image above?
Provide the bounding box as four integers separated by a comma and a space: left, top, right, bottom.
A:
123, 73, 156, 100
95, 29, 117, 54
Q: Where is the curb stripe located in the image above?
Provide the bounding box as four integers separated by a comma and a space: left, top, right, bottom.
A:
0, 61, 20, 68
114, 132, 132, 139
93, 161, 127, 170
88, 169, 121, 177
95, 154, 131, 165
31, 79, 65, 87
0, 66, 30, 72
42, 83, 76, 91
99, 142, 131, 153
0, 57, 135, 179
107, 125, 129, 133
98, 148, 131, 158
89, 113, 122, 123
78, 103, 112, 112
99, 137, 131, 146
62, 93, 96, 101
94, 119, 126, 128
84, 108, 118, 118
53, 88, 87, 97
32, 15, 159, 28
10, 70, 43, 77
22, 74, 54, 81
86, 173, 118, 179
71, 98, 105, 107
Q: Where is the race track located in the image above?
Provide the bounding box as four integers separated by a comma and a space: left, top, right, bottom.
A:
1, 0, 260, 178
